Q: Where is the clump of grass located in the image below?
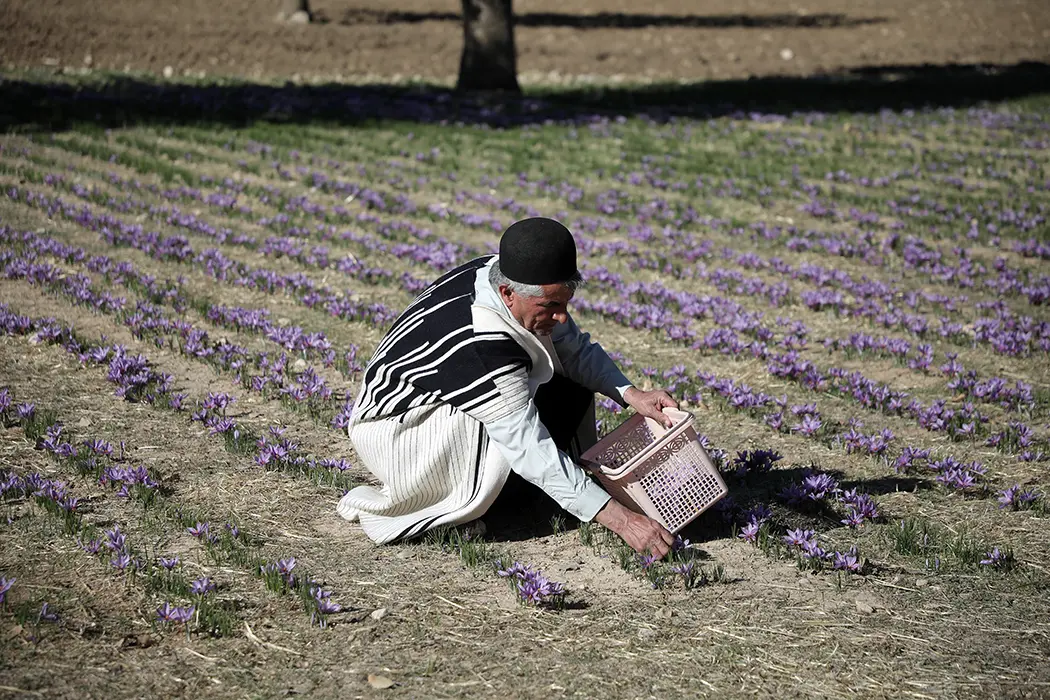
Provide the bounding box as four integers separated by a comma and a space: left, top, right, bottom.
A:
194, 599, 238, 637
425, 524, 505, 570
22, 408, 59, 444
221, 425, 257, 455
549, 513, 566, 535
884, 517, 1013, 572
577, 521, 595, 548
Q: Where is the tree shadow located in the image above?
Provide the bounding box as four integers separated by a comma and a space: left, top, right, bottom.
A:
2, 61, 1047, 134
339, 9, 886, 30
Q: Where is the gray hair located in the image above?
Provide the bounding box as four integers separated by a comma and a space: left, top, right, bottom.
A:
489, 259, 583, 298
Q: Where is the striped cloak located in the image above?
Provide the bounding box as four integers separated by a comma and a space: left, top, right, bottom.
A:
337, 256, 562, 544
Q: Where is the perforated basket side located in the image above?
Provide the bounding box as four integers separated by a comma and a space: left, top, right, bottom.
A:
580, 413, 656, 472
580, 409, 693, 476
605, 428, 727, 533
636, 432, 728, 532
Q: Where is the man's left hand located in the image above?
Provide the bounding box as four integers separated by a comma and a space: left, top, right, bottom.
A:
623, 387, 679, 428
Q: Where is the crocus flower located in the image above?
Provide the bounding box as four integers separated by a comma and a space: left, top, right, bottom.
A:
980, 547, 1011, 568
104, 526, 127, 551
782, 528, 816, 548
832, 547, 863, 572
496, 561, 566, 607
186, 522, 210, 539
111, 553, 133, 570
671, 562, 694, 578
38, 602, 59, 622
190, 577, 216, 596
738, 520, 761, 543
157, 602, 194, 624
638, 553, 660, 568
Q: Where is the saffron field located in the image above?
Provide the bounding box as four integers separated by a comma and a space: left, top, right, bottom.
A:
0, 73, 1049, 698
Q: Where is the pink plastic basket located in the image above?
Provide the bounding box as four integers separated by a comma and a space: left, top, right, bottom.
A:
579, 408, 728, 533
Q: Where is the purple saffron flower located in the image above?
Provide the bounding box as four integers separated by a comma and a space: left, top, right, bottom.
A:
671, 561, 694, 577
189, 576, 216, 596
782, 528, 816, 548
208, 417, 237, 435
0, 576, 14, 603
801, 472, 839, 501
203, 392, 235, 412
980, 547, 1011, 568
38, 602, 59, 622
111, 552, 133, 571
778, 483, 807, 505
315, 596, 342, 615
172, 605, 195, 624
832, 547, 863, 572
794, 414, 823, 437
738, 520, 761, 543
841, 509, 866, 528
496, 561, 566, 607
84, 438, 113, 456
186, 522, 210, 539
742, 504, 773, 524
638, 552, 660, 568
158, 556, 180, 570
105, 525, 127, 551
800, 539, 827, 560
497, 561, 530, 579
157, 602, 191, 623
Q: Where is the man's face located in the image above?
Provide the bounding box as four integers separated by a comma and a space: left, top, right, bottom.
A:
498, 284, 573, 336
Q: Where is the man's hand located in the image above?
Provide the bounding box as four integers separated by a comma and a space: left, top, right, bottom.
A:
594, 498, 675, 559
623, 387, 679, 428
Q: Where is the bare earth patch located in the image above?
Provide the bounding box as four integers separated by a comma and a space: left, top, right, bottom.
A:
0, 0, 1047, 84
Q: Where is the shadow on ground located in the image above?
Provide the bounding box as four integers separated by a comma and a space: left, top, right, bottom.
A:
338, 9, 885, 30
484, 465, 931, 545
1, 61, 1049, 132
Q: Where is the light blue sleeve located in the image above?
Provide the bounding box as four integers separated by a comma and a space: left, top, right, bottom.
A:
550, 313, 634, 406
484, 396, 611, 522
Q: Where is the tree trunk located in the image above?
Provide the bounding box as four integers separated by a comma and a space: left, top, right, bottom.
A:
278, 0, 311, 22
457, 0, 520, 93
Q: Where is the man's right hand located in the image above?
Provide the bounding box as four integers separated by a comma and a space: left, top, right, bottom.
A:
593, 498, 675, 559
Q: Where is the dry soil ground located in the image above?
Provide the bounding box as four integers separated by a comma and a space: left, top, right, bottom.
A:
1, 0, 1049, 84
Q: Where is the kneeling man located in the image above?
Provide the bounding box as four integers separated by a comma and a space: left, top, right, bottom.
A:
338, 217, 677, 557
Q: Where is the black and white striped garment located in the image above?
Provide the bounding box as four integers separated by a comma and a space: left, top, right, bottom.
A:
353, 255, 533, 426
338, 255, 554, 544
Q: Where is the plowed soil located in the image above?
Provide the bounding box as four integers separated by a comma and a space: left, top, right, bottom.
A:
2, 0, 1049, 84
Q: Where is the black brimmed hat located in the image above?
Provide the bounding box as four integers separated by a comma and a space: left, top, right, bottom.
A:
498, 217, 578, 285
